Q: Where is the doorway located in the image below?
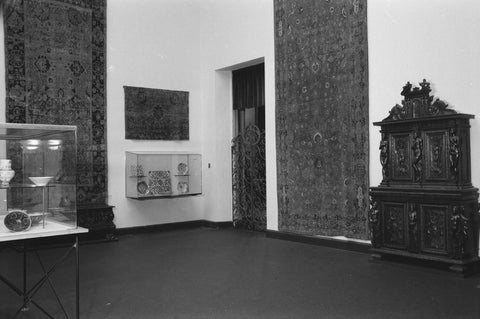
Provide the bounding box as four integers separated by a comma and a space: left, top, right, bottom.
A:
231, 63, 266, 231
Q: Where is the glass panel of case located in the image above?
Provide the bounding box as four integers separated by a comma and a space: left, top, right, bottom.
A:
0, 123, 77, 237
126, 151, 202, 199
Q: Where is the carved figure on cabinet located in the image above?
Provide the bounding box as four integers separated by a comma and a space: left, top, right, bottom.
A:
400, 81, 413, 96
408, 206, 419, 252
368, 199, 380, 248
379, 133, 389, 182
428, 98, 451, 116
412, 131, 423, 182
449, 128, 460, 181
388, 104, 405, 121
451, 206, 469, 259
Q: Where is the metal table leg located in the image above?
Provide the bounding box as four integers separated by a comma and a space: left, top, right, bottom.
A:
0, 236, 80, 318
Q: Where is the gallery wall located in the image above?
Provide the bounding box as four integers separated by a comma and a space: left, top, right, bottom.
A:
1, 1, 479, 233
368, 0, 480, 190
106, 0, 206, 228
198, 0, 275, 225
107, 0, 275, 228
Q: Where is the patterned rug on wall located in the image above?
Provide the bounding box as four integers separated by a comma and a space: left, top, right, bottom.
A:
4, 0, 107, 206
275, 0, 369, 239
124, 86, 189, 140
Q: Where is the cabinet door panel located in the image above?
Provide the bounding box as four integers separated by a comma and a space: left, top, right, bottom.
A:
424, 130, 448, 182
420, 204, 448, 255
382, 202, 407, 249
391, 133, 412, 181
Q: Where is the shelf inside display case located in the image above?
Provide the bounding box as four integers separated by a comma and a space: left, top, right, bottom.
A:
0, 123, 79, 239
0, 184, 56, 189
126, 151, 202, 199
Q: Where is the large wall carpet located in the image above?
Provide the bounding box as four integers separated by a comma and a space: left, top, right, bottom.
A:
275, 0, 369, 239
124, 86, 189, 140
4, 0, 107, 206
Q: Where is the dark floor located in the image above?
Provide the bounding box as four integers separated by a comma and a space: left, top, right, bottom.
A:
1, 227, 480, 319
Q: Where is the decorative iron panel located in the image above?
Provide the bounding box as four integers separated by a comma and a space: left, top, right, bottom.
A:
232, 124, 266, 231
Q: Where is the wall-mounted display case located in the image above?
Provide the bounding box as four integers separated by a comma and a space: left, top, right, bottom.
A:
126, 152, 202, 199
0, 123, 78, 240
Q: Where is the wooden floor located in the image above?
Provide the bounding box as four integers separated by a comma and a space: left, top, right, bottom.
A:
1, 227, 479, 318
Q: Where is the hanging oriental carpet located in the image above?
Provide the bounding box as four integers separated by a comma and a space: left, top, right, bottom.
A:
275, 0, 369, 239
4, 0, 107, 206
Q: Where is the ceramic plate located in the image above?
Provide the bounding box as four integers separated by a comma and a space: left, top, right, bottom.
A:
177, 181, 189, 193
177, 162, 188, 175
4, 210, 31, 232
137, 181, 149, 195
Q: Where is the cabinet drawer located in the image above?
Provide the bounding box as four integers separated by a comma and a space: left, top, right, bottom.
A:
424, 130, 449, 182
419, 204, 448, 255
382, 202, 407, 249
390, 133, 413, 182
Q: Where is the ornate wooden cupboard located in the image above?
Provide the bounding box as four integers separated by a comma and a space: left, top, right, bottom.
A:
369, 80, 480, 276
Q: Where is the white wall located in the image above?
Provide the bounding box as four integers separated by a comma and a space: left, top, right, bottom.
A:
107, 0, 275, 228
198, 0, 276, 226
107, 0, 206, 228
368, 0, 480, 188
1, 1, 479, 231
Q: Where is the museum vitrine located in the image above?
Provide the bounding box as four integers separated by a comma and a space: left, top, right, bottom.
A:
0, 123, 78, 238
126, 151, 202, 199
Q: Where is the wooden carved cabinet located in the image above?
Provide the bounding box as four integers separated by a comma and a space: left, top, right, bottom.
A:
369, 80, 480, 276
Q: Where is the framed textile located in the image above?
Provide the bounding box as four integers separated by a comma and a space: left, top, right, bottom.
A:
124, 86, 189, 140
275, 0, 369, 239
147, 170, 172, 195
4, 0, 108, 206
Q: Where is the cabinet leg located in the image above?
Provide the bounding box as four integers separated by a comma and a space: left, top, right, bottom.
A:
449, 264, 469, 277
22, 246, 29, 312
369, 253, 383, 261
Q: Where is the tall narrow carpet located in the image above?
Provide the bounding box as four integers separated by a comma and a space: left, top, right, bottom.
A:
4, 0, 107, 205
275, 0, 369, 239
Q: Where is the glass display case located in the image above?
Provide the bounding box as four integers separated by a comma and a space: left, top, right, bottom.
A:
0, 123, 78, 239
126, 151, 202, 199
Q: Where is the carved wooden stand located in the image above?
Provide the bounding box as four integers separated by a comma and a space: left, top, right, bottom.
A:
77, 205, 116, 241
369, 80, 480, 276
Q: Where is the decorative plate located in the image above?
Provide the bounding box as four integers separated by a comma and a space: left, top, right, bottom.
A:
4, 210, 31, 232
130, 165, 145, 177
177, 181, 189, 193
137, 181, 149, 195
177, 162, 188, 175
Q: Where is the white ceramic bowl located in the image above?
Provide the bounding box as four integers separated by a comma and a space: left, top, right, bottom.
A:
29, 176, 54, 186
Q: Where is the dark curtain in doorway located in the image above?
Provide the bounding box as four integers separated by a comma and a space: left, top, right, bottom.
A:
232, 64, 266, 231
233, 64, 265, 110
